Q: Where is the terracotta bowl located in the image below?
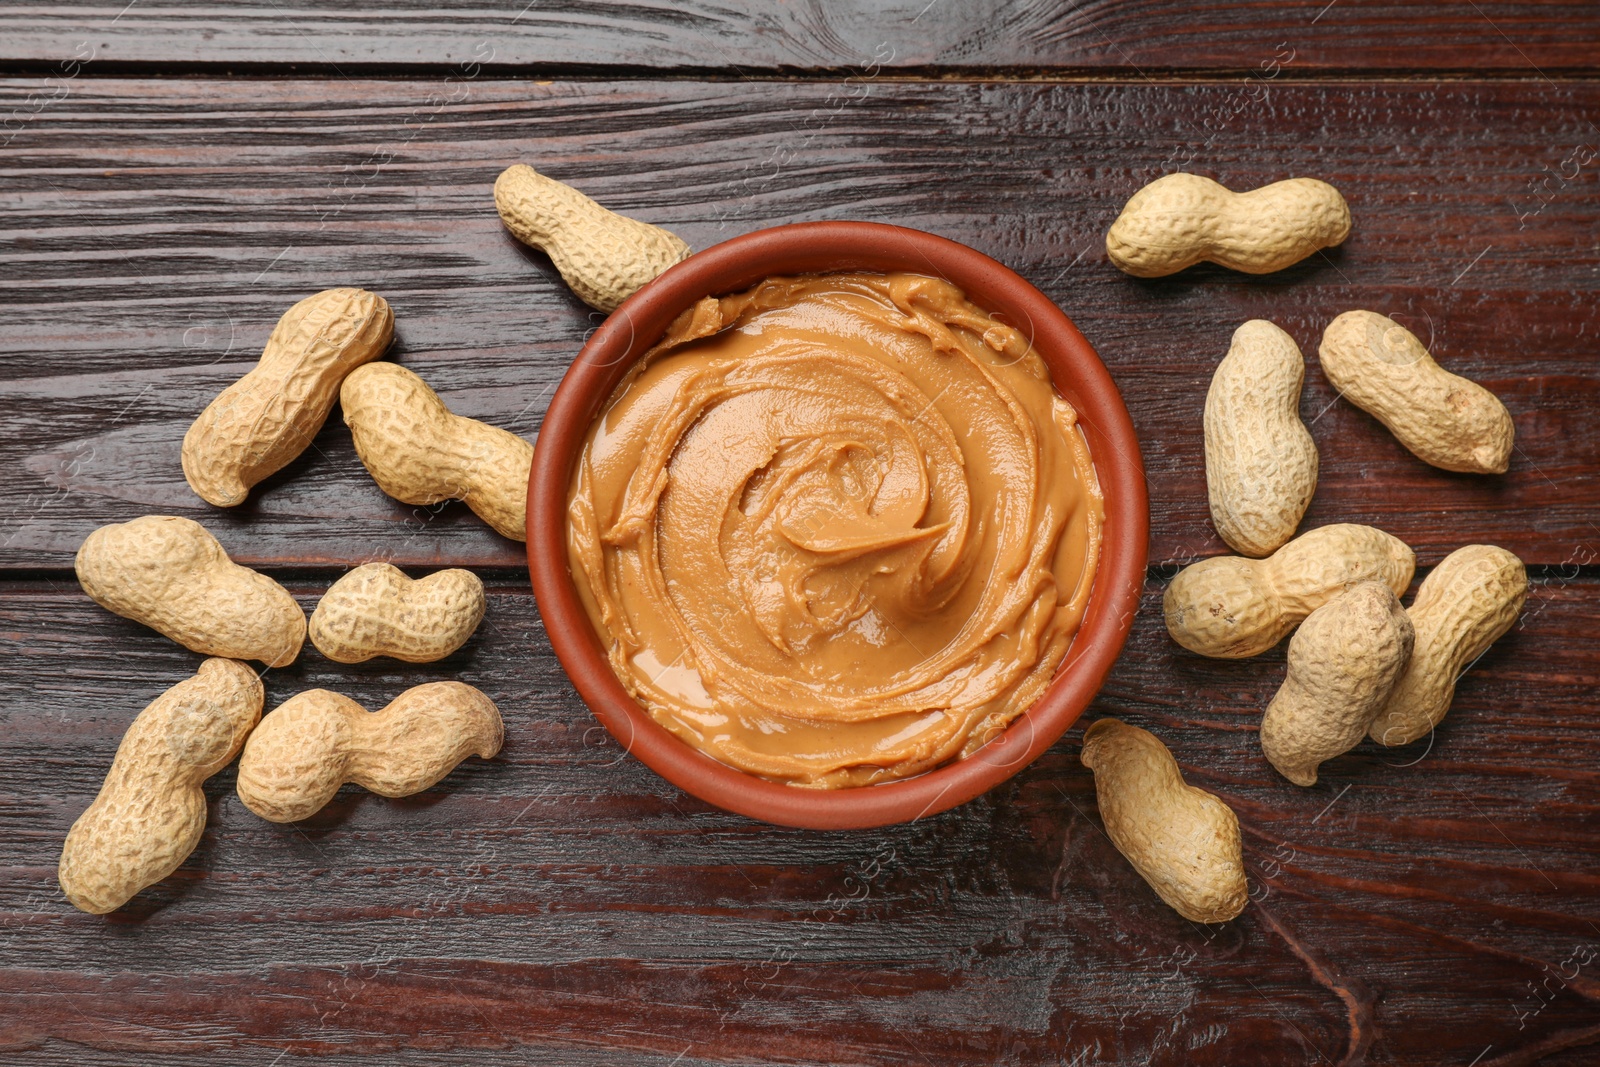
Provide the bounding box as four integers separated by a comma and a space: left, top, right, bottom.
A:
527, 221, 1148, 830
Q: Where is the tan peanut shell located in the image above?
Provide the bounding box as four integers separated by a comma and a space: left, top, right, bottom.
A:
182, 288, 393, 506
1259, 582, 1414, 787
494, 164, 691, 313
341, 362, 533, 541
1205, 320, 1319, 557
236, 682, 504, 823
75, 516, 306, 667
1106, 173, 1350, 278
59, 658, 264, 914
1369, 545, 1527, 747
310, 562, 485, 664
1164, 523, 1415, 659
1080, 718, 1247, 923
1318, 310, 1513, 474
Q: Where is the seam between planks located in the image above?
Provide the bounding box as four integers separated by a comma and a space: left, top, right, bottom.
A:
2, 61, 1600, 83
3, 564, 1598, 589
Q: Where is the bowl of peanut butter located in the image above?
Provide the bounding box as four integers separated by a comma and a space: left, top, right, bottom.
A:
529, 221, 1147, 828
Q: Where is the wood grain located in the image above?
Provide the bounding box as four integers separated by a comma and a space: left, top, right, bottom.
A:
2, 2, 1599, 74
0, 573, 1593, 1065
3, 77, 1598, 570
3, 41, 1599, 1067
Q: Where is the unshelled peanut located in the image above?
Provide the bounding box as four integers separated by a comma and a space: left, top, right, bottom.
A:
1106, 173, 1350, 277
76, 516, 305, 666
1369, 545, 1526, 747
494, 164, 691, 313
1205, 320, 1319, 557
1318, 310, 1513, 474
182, 288, 393, 507
58, 659, 264, 914
236, 682, 503, 823
1080, 718, 1248, 923
310, 562, 485, 664
1164, 523, 1415, 659
341, 363, 533, 541
1259, 582, 1414, 786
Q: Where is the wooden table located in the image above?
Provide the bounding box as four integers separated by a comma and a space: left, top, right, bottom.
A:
3, 5, 1597, 1064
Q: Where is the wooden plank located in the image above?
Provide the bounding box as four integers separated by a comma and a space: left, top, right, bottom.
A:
0, 574, 1594, 1064
2, 2, 1599, 74
2, 77, 1597, 569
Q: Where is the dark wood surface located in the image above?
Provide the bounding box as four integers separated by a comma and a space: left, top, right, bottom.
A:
1, 577, 1596, 1066
3, 2, 1599, 74
5, 78, 1599, 570
2, 8, 1599, 1067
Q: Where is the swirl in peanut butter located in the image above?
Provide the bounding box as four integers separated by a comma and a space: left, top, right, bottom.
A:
568, 272, 1103, 788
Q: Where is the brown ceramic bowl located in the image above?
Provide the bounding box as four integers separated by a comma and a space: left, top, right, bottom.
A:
528, 221, 1147, 830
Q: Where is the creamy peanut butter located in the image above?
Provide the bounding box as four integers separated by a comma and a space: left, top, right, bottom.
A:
568, 272, 1104, 788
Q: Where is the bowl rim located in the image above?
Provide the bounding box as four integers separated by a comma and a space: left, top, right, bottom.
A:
527, 220, 1148, 829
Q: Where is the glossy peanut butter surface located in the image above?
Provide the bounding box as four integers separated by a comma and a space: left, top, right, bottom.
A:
567, 272, 1103, 788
